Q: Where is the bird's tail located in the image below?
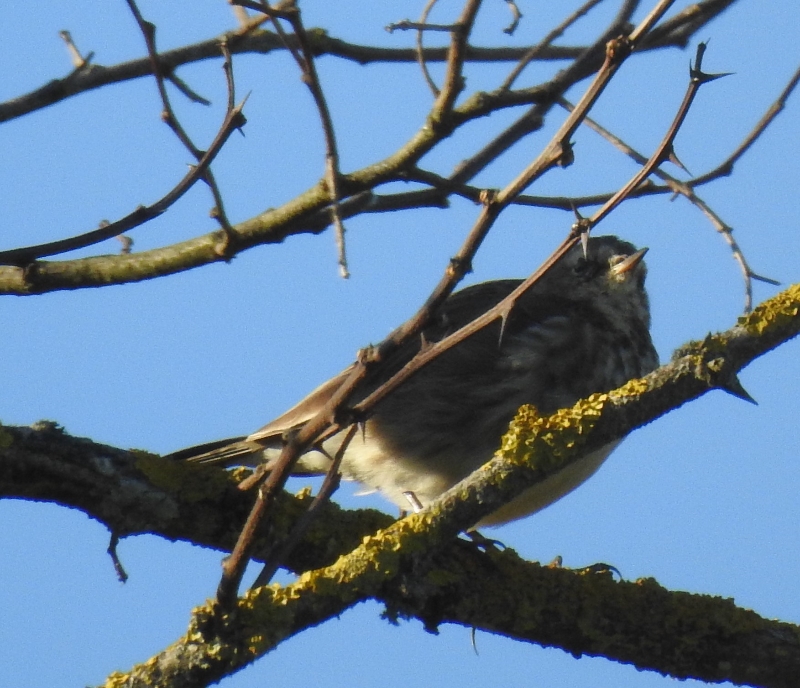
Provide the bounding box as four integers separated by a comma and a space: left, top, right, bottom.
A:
164, 437, 264, 466
165, 436, 331, 476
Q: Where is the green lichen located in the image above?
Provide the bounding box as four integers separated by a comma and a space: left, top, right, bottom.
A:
135, 453, 244, 503
0, 425, 13, 449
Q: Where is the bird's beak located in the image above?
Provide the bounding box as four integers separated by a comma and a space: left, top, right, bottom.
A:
610, 247, 648, 276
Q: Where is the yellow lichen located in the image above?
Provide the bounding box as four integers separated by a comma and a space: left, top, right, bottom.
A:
498, 393, 608, 472
737, 282, 800, 336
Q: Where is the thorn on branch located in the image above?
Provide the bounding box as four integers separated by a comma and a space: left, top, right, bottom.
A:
690, 41, 733, 84
570, 211, 592, 258
58, 30, 93, 70
666, 146, 691, 175
141, 19, 156, 43
166, 72, 212, 106
500, 0, 604, 91
579, 229, 590, 258
717, 374, 757, 405
750, 272, 781, 287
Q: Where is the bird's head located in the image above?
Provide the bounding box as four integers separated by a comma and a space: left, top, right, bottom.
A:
539, 235, 651, 329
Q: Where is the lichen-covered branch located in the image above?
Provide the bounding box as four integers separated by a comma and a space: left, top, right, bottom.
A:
3, 281, 798, 687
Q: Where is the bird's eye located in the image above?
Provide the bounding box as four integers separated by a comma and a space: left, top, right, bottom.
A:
572, 258, 592, 276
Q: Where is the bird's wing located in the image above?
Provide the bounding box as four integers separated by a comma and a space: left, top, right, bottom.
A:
245, 364, 356, 443
425, 280, 522, 336
244, 280, 526, 443
171, 279, 528, 465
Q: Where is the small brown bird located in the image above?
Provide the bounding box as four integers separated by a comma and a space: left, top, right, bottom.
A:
171, 235, 658, 527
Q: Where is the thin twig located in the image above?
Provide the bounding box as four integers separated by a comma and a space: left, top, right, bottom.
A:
451, 0, 640, 187
402, 165, 659, 210
432, 0, 483, 118
107, 532, 129, 583
429, 59, 798, 223
503, 0, 523, 35
501, 0, 608, 90
251, 423, 358, 587
247, 0, 350, 276
415, 0, 442, 97
0, 102, 245, 266
2, 0, 733, 125
692, 63, 800, 186
0, 0, 732, 285
559, 87, 782, 311
207, 40, 240, 253
644, 0, 736, 48
586, 41, 727, 228
124, 0, 240, 248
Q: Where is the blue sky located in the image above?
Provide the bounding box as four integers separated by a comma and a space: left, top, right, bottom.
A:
1, 2, 799, 686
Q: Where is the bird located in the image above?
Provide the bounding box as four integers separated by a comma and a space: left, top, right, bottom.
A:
170, 235, 658, 528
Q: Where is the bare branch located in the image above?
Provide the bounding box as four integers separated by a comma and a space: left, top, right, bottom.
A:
585, 41, 722, 228
502, 0, 523, 36
692, 63, 800, 185
0, 102, 245, 266
0, 0, 734, 126
0, 0, 747, 294
432, 0, 483, 118
414, 0, 443, 96
501, 0, 609, 91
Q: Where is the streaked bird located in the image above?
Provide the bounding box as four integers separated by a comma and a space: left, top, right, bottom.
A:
170, 235, 658, 527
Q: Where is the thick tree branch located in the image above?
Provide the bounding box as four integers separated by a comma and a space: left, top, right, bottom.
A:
0, 421, 390, 575
3, 280, 798, 687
